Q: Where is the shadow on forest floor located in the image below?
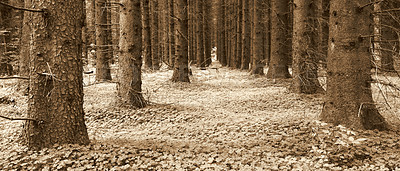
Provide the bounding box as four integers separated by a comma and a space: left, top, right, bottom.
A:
0, 64, 400, 170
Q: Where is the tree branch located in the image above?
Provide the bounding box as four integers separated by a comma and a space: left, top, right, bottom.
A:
0, 1, 44, 13
0, 76, 29, 80
0, 115, 39, 122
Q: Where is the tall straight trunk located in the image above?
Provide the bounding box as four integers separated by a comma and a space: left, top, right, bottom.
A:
204, 0, 212, 66
228, 0, 235, 67
19, 0, 32, 77
142, 0, 152, 69
321, 0, 329, 68
320, 0, 388, 130
292, 0, 323, 94
0, 0, 12, 75
267, 0, 291, 78
160, 0, 169, 67
235, 0, 242, 69
86, 0, 96, 66
196, 0, 205, 68
105, 1, 113, 63
111, 0, 120, 62
25, 0, 90, 150
251, 0, 265, 75
150, 0, 160, 70
188, 0, 194, 63
263, 0, 271, 67
172, 0, 190, 82
241, 0, 250, 70
95, 0, 112, 81
168, 0, 175, 68
219, 0, 227, 66
225, 0, 231, 67
118, 0, 146, 108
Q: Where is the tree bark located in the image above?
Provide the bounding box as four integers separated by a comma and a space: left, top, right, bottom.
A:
266, 0, 291, 78
25, 0, 90, 150
204, 0, 212, 66
142, 0, 152, 69
168, 0, 175, 69
118, 0, 146, 108
251, 0, 265, 75
196, 0, 205, 68
150, 0, 160, 70
240, 0, 250, 70
292, 0, 323, 94
219, 0, 227, 66
85, 0, 96, 67
171, 0, 190, 82
320, 0, 388, 130
19, 0, 32, 77
95, 0, 112, 81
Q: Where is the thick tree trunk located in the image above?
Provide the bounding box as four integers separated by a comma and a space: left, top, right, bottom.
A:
320, 0, 388, 130
171, 0, 190, 82
241, 0, 250, 70
95, 0, 112, 81
251, 0, 265, 75
150, 0, 160, 70
118, 0, 146, 108
266, 0, 291, 78
25, 0, 90, 150
292, 0, 323, 94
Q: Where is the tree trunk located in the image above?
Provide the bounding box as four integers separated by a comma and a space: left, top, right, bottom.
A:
19, 0, 32, 77
85, 0, 96, 67
25, 0, 90, 150
142, 0, 152, 69
171, 0, 190, 82
196, 0, 205, 68
118, 0, 146, 108
95, 0, 112, 81
204, 0, 212, 66
219, 0, 227, 66
150, 0, 160, 70
168, 0, 175, 69
111, 0, 120, 63
241, 0, 250, 70
251, 0, 265, 75
0, 0, 13, 76
292, 0, 323, 94
320, 0, 388, 130
235, 0, 242, 69
266, 0, 291, 78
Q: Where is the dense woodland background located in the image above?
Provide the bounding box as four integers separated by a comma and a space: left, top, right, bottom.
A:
1, 0, 400, 170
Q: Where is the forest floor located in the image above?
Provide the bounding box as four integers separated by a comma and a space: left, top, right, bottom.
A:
1, 62, 400, 170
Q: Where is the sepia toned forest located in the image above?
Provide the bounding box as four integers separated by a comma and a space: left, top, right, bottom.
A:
1, 0, 400, 170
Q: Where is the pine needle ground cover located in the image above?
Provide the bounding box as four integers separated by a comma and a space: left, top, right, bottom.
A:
1, 67, 400, 170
